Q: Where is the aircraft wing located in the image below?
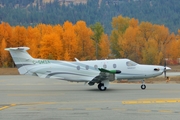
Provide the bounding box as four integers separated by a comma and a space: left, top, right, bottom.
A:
88, 68, 121, 85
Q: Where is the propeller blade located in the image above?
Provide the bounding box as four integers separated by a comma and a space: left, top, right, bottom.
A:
164, 59, 167, 78
164, 69, 166, 78
164, 59, 167, 67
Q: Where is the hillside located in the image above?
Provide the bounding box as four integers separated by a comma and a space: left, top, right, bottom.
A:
0, 0, 180, 34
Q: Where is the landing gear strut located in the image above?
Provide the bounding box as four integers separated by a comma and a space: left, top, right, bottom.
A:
98, 83, 107, 91
141, 80, 146, 90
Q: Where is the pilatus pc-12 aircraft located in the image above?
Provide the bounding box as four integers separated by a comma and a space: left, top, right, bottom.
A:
6, 47, 171, 91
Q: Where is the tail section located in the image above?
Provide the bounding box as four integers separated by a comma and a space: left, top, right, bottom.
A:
5, 47, 34, 74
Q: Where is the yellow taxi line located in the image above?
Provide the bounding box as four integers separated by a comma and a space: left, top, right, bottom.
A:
122, 99, 180, 104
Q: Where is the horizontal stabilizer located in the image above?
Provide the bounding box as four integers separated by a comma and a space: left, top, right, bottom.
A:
5, 47, 30, 51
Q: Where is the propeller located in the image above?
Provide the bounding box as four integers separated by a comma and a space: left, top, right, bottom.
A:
164, 59, 167, 78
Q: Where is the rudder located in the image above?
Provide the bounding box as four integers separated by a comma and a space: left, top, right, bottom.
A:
5, 47, 34, 74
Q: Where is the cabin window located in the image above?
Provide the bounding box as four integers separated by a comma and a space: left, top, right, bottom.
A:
85, 65, 89, 70
94, 65, 98, 69
103, 64, 107, 68
113, 64, 116, 68
77, 66, 80, 70
126, 61, 137, 66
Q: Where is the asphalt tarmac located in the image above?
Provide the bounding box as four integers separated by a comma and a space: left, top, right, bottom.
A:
0, 75, 180, 120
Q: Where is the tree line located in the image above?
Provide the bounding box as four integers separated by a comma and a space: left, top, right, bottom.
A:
0, 0, 180, 34
0, 21, 110, 67
0, 15, 180, 67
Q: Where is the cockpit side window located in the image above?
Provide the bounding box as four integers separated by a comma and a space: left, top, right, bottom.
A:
126, 61, 137, 66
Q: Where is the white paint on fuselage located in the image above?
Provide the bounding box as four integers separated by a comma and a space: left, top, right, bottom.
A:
20, 58, 169, 82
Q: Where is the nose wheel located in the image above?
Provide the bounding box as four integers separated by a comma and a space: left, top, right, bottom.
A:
141, 80, 146, 90
141, 84, 146, 90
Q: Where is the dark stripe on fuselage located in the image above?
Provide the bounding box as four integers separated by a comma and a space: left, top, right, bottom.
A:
46, 72, 93, 78
16, 64, 33, 68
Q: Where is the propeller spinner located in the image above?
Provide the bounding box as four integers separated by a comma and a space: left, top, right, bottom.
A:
163, 59, 171, 78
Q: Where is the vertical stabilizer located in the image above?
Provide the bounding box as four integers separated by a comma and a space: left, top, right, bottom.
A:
5, 47, 34, 74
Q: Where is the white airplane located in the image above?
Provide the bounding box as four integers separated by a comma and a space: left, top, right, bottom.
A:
6, 47, 171, 91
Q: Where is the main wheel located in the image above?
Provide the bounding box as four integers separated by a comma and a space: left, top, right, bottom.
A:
141, 84, 146, 90
98, 83, 107, 91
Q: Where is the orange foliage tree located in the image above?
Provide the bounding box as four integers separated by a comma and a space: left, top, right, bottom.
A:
11, 26, 27, 47
62, 21, 79, 61
0, 38, 9, 67
99, 34, 110, 59
26, 26, 41, 58
0, 22, 13, 67
40, 32, 63, 59
74, 21, 95, 60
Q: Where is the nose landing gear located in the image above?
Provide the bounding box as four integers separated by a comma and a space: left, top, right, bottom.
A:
141, 80, 146, 90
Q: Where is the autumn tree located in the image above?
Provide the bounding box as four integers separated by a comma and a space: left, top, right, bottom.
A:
0, 22, 12, 47
11, 26, 27, 47
152, 25, 175, 64
26, 26, 41, 58
110, 15, 130, 58
53, 25, 64, 60
0, 22, 12, 67
74, 21, 95, 60
99, 34, 110, 59
62, 21, 78, 61
165, 30, 180, 64
40, 32, 63, 59
118, 18, 140, 62
166, 40, 179, 64
142, 39, 163, 64
90, 22, 104, 59
0, 38, 9, 67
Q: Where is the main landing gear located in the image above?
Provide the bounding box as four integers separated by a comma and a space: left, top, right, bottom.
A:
98, 83, 107, 91
141, 80, 146, 90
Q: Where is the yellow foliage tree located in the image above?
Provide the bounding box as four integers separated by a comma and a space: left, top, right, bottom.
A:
110, 15, 130, 58
152, 25, 175, 64
99, 34, 110, 59
118, 23, 140, 62
142, 39, 163, 64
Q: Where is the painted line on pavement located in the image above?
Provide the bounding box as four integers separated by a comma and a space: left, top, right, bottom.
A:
122, 99, 180, 104
0, 104, 16, 111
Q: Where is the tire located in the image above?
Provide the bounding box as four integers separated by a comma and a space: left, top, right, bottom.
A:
141, 84, 146, 90
98, 83, 107, 91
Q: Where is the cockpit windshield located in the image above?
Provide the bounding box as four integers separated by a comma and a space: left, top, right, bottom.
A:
126, 61, 138, 66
